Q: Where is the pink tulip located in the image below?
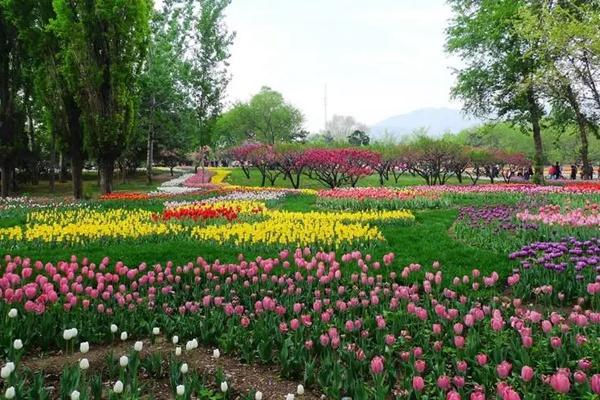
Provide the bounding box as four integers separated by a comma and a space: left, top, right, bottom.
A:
370, 356, 384, 374
496, 361, 512, 378
412, 376, 424, 392
550, 371, 570, 394
591, 374, 600, 394
520, 366, 534, 382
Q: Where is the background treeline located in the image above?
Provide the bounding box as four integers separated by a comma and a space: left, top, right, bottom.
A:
228, 138, 534, 189
0, 0, 233, 198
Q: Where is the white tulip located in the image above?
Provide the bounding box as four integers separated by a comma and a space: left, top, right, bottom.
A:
0, 366, 11, 379
110, 324, 118, 333
12, 339, 23, 350
79, 358, 89, 370
220, 381, 228, 393
120, 331, 128, 341
176, 385, 185, 396
119, 355, 129, 367
152, 327, 160, 335
286, 394, 295, 400
70, 390, 80, 400
70, 328, 78, 338
5, 362, 15, 373
4, 386, 15, 399
297, 384, 304, 395
175, 346, 182, 356
7, 309, 17, 318
212, 348, 220, 358
185, 339, 197, 351
63, 329, 72, 341
113, 380, 124, 394
172, 335, 179, 344
180, 363, 188, 374
79, 342, 89, 353
134, 341, 143, 352
255, 391, 263, 400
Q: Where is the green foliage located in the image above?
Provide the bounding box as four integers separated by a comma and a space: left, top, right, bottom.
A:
214, 86, 305, 146
51, 0, 152, 193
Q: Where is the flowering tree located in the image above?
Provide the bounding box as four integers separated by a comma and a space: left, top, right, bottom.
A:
302, 148, 377, 188
228, 142, 263, 179
501, 151, 529, 183
274, 145, 307, 189
247, 144, 281, 186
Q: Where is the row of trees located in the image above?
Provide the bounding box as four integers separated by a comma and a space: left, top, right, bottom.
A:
447, 0, 600, 182
0, 0, 233, 197
229, 138, 531, 189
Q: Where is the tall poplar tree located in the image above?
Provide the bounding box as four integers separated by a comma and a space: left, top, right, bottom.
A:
51, 0, 151, 194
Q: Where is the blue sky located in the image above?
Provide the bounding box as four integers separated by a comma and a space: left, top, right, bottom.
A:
225, 0, 460, 131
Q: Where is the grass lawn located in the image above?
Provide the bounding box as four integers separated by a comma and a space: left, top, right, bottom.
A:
4, 194, 513, 281
224, 167, 466, 189
14, 169, 181, 199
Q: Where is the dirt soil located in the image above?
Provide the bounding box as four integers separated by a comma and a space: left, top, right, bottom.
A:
22, 338, 323, 400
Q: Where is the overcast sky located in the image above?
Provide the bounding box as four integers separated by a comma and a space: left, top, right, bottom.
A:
224, 0, 460, 132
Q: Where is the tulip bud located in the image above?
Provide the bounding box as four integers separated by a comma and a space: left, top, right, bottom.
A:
113, 380, 124, 393
119, 355, 128, 367
79, 358, 90, 370
79, 342, 89, 353
176, 385, 185, 396
4, 387, 15, 399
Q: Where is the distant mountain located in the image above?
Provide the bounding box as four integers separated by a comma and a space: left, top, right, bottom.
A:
370, 107, 482, 140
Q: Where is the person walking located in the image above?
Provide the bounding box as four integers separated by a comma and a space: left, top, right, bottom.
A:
554, 162, 562, 179
570, 164, 577, 180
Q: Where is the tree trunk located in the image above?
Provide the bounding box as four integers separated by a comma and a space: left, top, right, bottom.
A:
565, 84, 591, 179
99, 158, 115, 194
66, 95, 84, 199
28, 109, 39, 185
11, 167, 17, 192
0, 164, 9, 198
58, 152, 66, 183
49, 131, 56, 193
146, 129, 153, 184
527, 87, 545, 184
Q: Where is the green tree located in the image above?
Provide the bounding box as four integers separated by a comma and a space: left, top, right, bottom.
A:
51, 0, 151, 194
138, 2, 196, 184
215, 87, 305, 146
517, 1, 600, 179
0, 1, 27, 197
446, 0, 546, 183
348, 130, 370, 146
181, 0, 235, 147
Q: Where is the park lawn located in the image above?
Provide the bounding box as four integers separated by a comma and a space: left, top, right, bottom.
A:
3, 194, 514, 281
225, 167, 466, 189
14, 168, 181, 199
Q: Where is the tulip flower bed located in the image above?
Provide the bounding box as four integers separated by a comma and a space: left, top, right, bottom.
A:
316, 187, 448, 210
190, 208, 414, 248
509, 237, 600, 304
453, 200, 600, 254
517, 204, 600, 228
0, 249, 599, 399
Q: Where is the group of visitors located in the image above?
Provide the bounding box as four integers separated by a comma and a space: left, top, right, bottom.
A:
548, 162, 600, 180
